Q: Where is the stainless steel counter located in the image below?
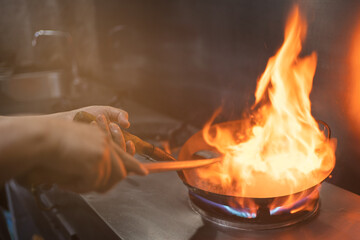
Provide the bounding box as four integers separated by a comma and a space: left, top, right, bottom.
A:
83, 170, 360, 240
81, 100, 360, 240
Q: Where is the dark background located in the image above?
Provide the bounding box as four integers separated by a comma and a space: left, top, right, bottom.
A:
0, 0, 359, 194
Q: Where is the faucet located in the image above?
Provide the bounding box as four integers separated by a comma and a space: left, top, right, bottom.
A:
32, 30, 81, 86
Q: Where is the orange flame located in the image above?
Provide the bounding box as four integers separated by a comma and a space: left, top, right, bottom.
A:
269, 185, 319, 215
200, 6, 336, 198
347, 17, 360, 135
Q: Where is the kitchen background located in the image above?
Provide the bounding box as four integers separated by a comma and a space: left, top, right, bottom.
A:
0, 0, 359, 194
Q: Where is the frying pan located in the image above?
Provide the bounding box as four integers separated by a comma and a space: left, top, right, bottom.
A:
177, 120, 334, 203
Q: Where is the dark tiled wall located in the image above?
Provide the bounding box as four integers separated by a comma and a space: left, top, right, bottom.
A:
95, 0, 360, 194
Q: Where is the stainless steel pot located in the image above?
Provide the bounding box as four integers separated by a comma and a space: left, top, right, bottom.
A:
0, 70, 68, 101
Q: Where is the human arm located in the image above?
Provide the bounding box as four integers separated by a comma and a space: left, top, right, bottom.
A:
0, 117, 147, 193
0, 105, 135, 154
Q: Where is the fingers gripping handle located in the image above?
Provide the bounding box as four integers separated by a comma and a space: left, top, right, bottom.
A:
73, 111, 177, 162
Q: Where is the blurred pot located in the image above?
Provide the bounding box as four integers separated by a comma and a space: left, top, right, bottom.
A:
0, 70, 68, 101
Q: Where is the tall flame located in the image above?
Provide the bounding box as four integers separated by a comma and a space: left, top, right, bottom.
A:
347, 17, 360, 135
201, 6, 336, 198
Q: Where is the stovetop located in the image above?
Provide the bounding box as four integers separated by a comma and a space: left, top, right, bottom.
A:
6, 100, 360, 239
82, 169, 360, 240
80, 101, 360, 240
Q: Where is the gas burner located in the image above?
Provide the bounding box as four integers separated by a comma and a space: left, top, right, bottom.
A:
187, 186, 320, 230
176, 118, 333, 231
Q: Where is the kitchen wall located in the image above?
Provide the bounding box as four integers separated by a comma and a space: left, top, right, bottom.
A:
95, 0, 360, 194
0, 0, 101, 77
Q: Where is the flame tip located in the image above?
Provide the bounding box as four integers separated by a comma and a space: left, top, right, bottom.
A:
200, 5, 336, 199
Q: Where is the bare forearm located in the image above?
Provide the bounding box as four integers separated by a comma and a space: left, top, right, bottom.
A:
0, 106, 130, 126
0, 110, 75, 122
0, 118, 55, 183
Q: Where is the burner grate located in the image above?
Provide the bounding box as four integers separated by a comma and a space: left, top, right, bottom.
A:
188, 189, 320, 230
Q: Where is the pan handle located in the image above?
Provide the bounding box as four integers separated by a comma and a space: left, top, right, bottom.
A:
316, 120, 331, 139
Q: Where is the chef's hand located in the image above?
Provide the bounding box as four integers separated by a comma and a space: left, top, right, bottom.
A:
92, 113, 136, 156
16, 120, 147, 193
51, 106, 135, 155
68, 106, 131, 128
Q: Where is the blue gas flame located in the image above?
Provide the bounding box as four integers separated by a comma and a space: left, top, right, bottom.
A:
191, 193, 257, 219
270, 194, 313, 215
